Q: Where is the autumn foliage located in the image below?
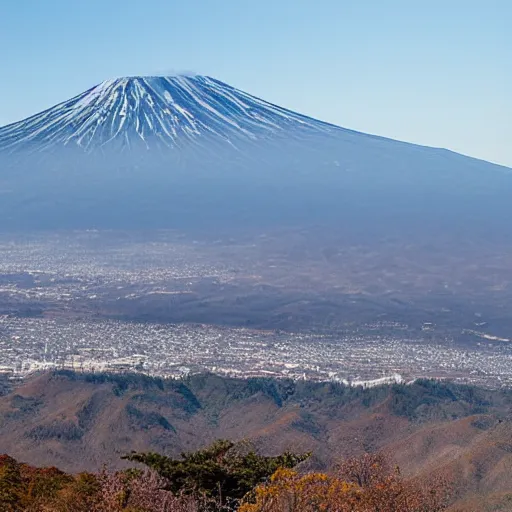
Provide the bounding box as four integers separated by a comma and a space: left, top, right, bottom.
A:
240, 453, 451, 512
0, 447, 451, 511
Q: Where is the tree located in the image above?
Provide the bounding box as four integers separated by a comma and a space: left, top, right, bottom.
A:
122, 440, 310, 505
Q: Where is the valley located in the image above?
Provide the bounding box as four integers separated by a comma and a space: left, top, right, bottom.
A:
1, 230, 512, 387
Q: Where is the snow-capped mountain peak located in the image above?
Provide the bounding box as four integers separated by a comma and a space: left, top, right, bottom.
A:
0, 75, 338, 152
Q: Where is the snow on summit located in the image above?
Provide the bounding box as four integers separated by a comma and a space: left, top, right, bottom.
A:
0, 75, 338, 152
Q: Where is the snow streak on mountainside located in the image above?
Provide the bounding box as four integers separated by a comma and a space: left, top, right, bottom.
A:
0, 76, 344, 153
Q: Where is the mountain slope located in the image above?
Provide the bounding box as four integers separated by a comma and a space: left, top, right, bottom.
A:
0, 75, 510, 233
0, 76, 342, 153
1, 372, 512, 510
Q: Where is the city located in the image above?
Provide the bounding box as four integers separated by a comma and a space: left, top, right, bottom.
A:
1, 231, 511, 388
1, 315, 512, 388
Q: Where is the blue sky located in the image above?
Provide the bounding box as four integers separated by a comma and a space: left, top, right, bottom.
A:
1, 0, 510, 166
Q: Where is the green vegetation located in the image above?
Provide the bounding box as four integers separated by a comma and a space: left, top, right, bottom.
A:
123, 439, 310, 503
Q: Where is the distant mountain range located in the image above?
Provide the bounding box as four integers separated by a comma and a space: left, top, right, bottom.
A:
0, 75, 510, 233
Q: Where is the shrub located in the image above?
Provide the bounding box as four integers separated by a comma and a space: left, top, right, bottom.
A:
240, 453, 451, 512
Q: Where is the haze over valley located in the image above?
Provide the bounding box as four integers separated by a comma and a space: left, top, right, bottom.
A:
1, 228, 512, 387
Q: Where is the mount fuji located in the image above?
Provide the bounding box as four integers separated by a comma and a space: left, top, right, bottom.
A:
0, 75, 510, 234
0, 75, 340, 153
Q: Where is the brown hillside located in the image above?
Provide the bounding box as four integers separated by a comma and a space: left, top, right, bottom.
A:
0, 371, 511, 509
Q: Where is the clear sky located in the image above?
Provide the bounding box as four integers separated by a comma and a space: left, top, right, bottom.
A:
1, 0, 510, 166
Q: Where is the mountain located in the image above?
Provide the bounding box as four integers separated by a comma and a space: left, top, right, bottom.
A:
0, 76, 339, 153
1, 371, 512, 510
0, 75, 510, 233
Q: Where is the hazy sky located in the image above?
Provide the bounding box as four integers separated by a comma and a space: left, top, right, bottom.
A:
1, 0, 510, 166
